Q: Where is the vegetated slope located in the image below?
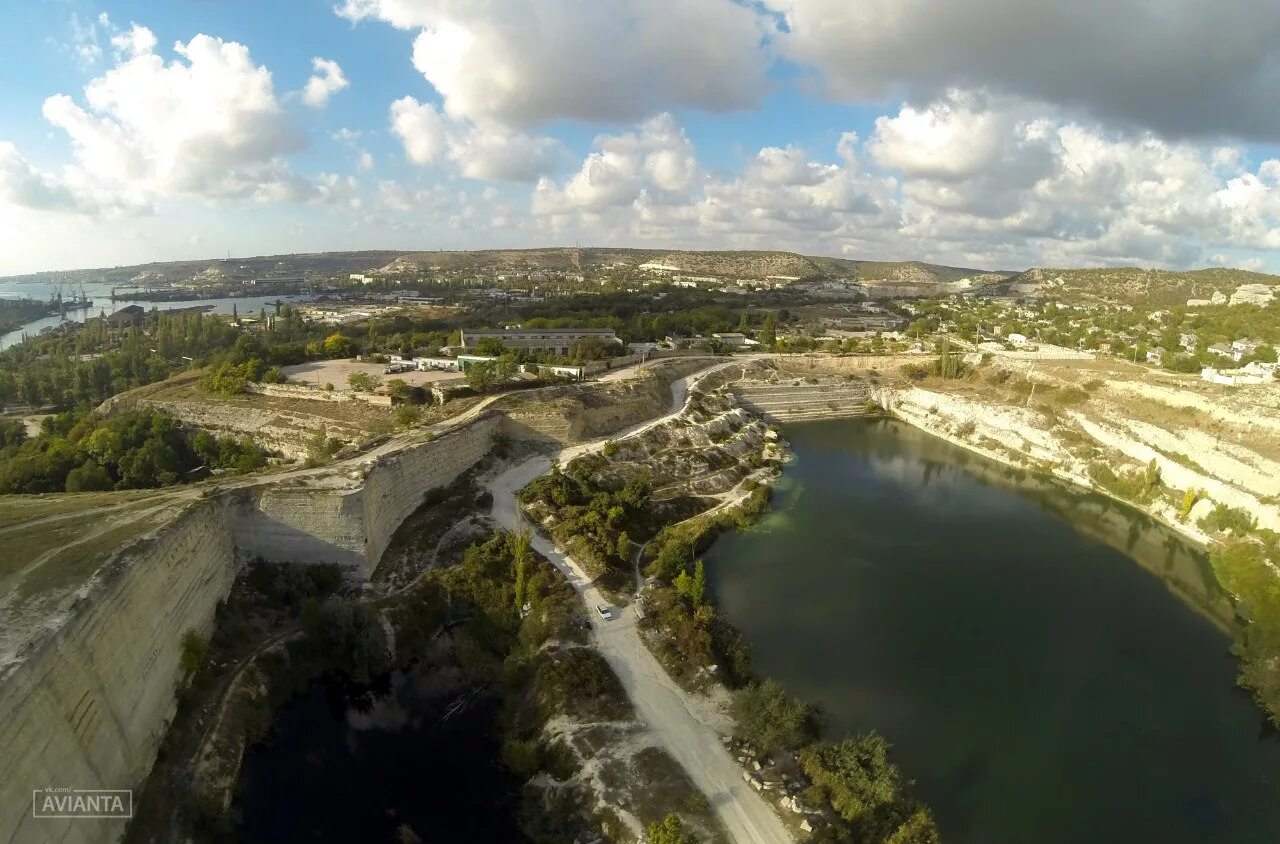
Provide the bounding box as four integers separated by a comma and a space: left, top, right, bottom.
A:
385, 246, 1012, 284
4, 246, 1011, 288
852, 259, 1012, 285
1002, 266, 1280, 306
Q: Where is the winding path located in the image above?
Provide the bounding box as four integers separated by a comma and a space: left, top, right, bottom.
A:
488, 360, 792, 844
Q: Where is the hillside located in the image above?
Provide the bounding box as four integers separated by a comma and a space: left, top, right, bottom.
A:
2, 247, 1008, 289
1003, 267, 1280, 307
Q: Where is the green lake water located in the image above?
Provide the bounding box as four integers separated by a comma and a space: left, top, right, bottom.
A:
703, 419, 1280, 844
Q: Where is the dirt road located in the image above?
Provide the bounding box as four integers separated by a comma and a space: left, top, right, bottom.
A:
488, 361, 792, 844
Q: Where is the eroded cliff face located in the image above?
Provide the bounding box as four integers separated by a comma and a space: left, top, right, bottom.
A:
0, 415, 503, 844
362, 414, 500, 568
879, 383, 1280, 539
0, 503, 237, 844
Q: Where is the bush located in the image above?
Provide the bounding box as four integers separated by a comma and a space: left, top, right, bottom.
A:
732, 678, 813, 751
179, 629, 210, 681
800, 735, 940, 844
1198, 504, 1257, 536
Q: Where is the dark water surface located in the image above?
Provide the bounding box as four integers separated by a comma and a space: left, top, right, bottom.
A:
704, 419, 1280, 844
236, 665, 525, 843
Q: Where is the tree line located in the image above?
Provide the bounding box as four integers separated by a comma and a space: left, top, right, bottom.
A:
0, 407, 267, 494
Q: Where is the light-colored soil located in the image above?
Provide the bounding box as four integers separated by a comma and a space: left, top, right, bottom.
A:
280, 359, 462, 388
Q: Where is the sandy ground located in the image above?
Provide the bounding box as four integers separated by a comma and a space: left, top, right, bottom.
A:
281, 359, 461, 388
488, 360, 793, 844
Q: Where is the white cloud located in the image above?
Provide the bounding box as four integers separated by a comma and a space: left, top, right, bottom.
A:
7, 28, 318, 214
530, 104, 1280, 270
337, 0, 771, 126
389, 96, 563, 182
0, 143, 82, 212
302, 57, 349, 108
766, 0, 1280, 143
534, 114, 699, 214
110, 23, 158, 59
68, 13, 109, 67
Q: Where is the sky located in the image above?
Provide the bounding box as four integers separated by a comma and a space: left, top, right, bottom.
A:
2, 0, 1280, 276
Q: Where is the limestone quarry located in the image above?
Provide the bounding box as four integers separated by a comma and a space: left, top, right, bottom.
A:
0, 358, 711, 844
5, 350, 1279, 844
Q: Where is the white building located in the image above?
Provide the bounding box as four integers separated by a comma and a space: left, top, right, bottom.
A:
711, 332, 760, 349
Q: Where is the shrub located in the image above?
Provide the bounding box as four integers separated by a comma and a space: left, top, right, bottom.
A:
1198, 504, 1257, 536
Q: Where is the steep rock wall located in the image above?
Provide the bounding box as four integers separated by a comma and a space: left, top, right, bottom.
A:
0, 502, 237, 844
233, 486, 366, 569
0, 414, 503, 843
362, 414, 500, 569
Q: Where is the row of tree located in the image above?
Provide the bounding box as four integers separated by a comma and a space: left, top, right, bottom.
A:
0, 407, 267, 494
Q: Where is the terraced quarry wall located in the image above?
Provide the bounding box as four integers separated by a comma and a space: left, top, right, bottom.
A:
0, 502, 238, 844
732, 379, 874, 423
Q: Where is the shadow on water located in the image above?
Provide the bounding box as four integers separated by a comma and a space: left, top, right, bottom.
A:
705, 418, 1280, 844
235, 663, 525, 844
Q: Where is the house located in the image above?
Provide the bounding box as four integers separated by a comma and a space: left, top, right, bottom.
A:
1208, 342, 1241, 362
711, 332, 760, 349
1178, 333, 1198, 351
1146, 348, 1166, 366
626, 341, 660, 356
459, 327, 620, 356
1232, 338, 1262, 357
1007, 333, 1029, 346
103, 304, 146, 327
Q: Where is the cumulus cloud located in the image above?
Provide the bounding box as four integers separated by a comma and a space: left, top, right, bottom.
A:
0, 143, 83, 212
5, 28, 321, 213
389, 96, 563, 182
337, 0, 770, 126
302, 57, 349, 108
766, 0, 1280, 142
530, 104, 1280, 270
534, 114, 699, 215
534, 115, 894, 248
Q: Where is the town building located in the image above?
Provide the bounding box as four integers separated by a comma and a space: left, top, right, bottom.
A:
459, 327, 620, 356
711, 332, 760, 349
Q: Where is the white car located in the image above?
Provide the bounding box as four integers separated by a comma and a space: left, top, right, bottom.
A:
596, 604, 613, 620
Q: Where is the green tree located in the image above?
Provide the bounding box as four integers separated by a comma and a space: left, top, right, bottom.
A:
65, 459, 113, 492
649, 536, 692, 581
322, 332, 354, 358
732, 678, 812, 751
348, 371, 380, 392
674, 559, 707, 605
475, 337, 506, 356
646, 813, 690, 844
509, 528, 532, 612
386, 378, 411, 402
466, 360, 497, 390
760, 312, 777, 349
616, 530, 631, 563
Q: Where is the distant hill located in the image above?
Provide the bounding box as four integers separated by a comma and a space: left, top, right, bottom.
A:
0, 246, 1013, 291
11, 248, 1269, 306
1001, 267, 1280, 307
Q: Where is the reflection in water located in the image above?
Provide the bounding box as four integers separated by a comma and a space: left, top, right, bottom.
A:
705, 419, 1280, 844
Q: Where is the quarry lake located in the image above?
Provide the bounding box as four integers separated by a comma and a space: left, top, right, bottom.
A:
704, 419, 1280, 844
235, 664, 524, 843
